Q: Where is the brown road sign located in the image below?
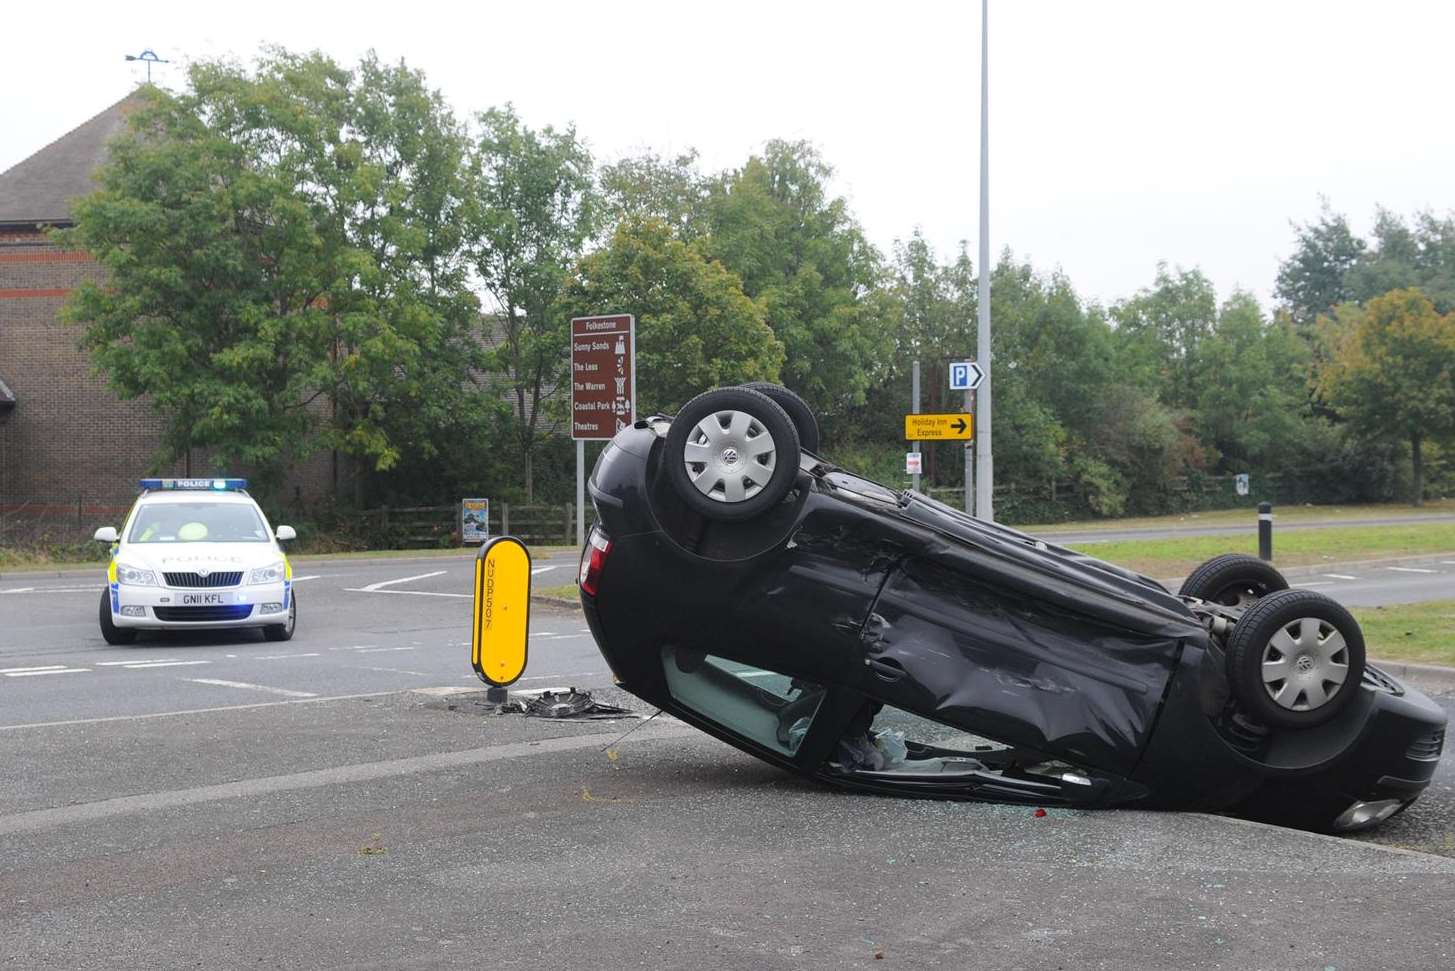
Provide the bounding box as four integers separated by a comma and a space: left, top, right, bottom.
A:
904, 413, 974, 441
571, 315, 635, 440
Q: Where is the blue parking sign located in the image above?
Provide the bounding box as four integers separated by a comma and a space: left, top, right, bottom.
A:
949, 361, 983, 391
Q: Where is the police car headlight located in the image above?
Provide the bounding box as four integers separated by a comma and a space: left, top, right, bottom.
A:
249, 563, 286, 585
116, 564, 157, 586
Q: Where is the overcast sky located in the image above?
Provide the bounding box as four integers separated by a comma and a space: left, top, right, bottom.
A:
5, 0, 1453, 309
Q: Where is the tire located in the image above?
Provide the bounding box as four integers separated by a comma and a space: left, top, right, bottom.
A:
1179, 553, 1288, 607
98, 590, 136, 645
665, 386, 801, 521
1225, 589, 1366, 730
263, 593, 297, 642
739, 382, 820, 453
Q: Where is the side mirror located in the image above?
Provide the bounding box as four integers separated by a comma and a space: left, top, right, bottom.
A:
275, 525, 296, 542
93, 526, 118, 543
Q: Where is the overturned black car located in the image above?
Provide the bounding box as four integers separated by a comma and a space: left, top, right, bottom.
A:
579, 385, 1446, 832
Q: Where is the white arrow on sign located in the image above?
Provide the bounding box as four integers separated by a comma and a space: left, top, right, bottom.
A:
949, 360, 985, 391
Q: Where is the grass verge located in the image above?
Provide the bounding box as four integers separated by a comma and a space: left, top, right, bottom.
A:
1026, 498, 1455, 535
1078, 523, 1455, 578
536, 582, 579, 601
1352, 600, 1455, 666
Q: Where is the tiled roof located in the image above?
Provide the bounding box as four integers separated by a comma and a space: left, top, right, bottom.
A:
0, 93, 145, 227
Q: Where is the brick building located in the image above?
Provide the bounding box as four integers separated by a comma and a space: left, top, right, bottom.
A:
0, 95, 330, 537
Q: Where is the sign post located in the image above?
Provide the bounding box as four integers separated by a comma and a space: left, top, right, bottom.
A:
570, 314, 635, 549
471, 536, 532, 704
910, 360, 921, 490
949, 362, 985, 514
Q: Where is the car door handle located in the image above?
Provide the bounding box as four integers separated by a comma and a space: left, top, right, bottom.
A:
866, 657, 906, 682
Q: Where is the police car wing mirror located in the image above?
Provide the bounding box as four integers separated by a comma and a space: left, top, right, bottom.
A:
275, 525, 296, 542
93, 526, 118, 543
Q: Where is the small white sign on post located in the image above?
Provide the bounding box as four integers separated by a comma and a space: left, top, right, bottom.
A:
1234, 473, 1250, 497
906, 452, 923, 475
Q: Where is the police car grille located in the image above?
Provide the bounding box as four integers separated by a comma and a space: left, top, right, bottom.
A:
163, 572, 242, 588
153, 605, 254, 622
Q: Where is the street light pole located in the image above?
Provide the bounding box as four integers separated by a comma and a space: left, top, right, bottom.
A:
974, 0, 993, 521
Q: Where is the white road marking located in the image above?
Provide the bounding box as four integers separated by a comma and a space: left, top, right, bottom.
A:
531, 566, 558, 575
353, 646, 417, 654
256, 652, 320, 660
186, 678, 318, 698
1322, 574, 1358, 580
345, 587, 469, 599
358, 665, 430, 676
1, 664, 66, 673
516, 671, 608, 682
1387, 566, 1438, 574
0, 691, 403, 732
112, 660, 212, 669
1290, 581, 1332, 588
357, 570, 447, 593
291, 575, 321, 582
4, 668, 89, 677
0, 587, 35, 594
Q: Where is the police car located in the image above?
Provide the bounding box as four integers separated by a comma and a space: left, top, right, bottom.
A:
94, 479, 297, 644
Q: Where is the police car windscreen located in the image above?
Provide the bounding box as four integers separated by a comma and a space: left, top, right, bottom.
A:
128, 502, 270, 543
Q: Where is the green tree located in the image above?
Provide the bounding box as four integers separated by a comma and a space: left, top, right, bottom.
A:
1315, 289, 1455, 504
1275, 201, 1365, 327
59, 51, 488, 498
1111, 264, 1218, 409
704, 140, 893, 414
468, 104, 596, 500
564, 219, 783, 414
1193, 292, 1315, 472
599, 149, 709, 240
1346, 209, 1455, 312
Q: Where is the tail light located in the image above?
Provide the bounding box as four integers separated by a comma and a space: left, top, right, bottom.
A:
579, 525, 612, 597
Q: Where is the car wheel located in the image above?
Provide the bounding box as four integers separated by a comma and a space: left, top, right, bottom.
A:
1179, 553, 1288, 606
738, 382, 820, 453
1225, 589, 1366, 730
264, 594, 297, 642
98, 590, 136, 645
665, 386, 801, 521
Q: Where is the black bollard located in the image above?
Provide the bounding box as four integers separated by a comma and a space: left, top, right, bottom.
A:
1258, 501, 1273, 561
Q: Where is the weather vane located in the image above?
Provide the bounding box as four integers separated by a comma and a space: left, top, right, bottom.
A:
124, 48, 170, 84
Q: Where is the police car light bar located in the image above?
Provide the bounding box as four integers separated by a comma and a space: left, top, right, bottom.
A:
138, 478, 249, 492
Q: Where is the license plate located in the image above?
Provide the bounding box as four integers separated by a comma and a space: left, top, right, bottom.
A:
181, 592, 231, 605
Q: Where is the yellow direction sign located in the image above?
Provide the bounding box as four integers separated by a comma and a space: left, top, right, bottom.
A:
471, 536, 532, 687
904, 413, 974, 441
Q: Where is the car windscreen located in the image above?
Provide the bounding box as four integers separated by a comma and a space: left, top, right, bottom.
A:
127, 502, 269, 543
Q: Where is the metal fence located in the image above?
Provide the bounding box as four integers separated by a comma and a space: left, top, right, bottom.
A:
358, 502, 596, 549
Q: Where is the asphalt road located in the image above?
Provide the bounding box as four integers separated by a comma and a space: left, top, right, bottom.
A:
2, 550, 1453, 967
0, 548, 1451, 728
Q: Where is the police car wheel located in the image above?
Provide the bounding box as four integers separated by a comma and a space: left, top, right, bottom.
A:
263, 595, 297, 642
98, 590, 136, 645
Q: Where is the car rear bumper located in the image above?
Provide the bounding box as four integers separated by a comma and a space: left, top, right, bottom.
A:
109, 582, 290, 628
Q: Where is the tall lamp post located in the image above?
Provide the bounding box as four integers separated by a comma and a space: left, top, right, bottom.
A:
974, 0, 994, 521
